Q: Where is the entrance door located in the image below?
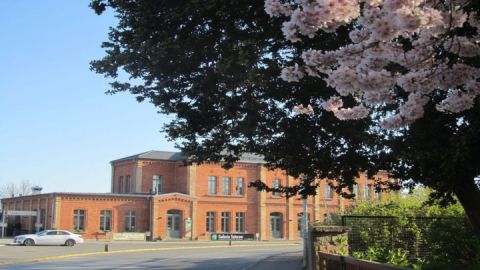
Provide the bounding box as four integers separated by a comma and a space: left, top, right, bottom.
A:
297, 213, 310, 239
167, 210, 181, 239
270, 213, 282, 239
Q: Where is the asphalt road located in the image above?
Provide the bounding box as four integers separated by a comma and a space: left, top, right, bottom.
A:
0, 240, 303, 270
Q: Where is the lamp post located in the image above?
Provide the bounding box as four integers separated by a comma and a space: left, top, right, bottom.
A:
300, 177, 309, 269
302, 195, 308, 269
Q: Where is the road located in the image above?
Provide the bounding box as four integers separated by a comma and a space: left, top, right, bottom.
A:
0, 240, 303, 270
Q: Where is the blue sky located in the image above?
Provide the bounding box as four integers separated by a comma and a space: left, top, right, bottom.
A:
0, 1, 176, 193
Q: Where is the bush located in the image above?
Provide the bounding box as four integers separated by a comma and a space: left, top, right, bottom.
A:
343, 188, 480, 269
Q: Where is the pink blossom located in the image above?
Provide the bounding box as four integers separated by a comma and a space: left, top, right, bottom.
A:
264, 0, 292, 17
266, 0, 480, 129
333, 104, 370, 120
293, 104, 314, 115
322, 96, 343, 112
436, 89, 476, 113
280, 63, 304, 82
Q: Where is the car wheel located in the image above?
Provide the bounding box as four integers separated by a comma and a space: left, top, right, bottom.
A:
24, 239, 35, 246
65, 239, 76, 247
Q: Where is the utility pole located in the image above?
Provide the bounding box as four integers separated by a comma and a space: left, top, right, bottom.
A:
301, 176, 309, 269
302, 195, 308, 269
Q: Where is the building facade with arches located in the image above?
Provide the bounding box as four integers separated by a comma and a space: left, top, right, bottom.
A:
1, 151, 387, 240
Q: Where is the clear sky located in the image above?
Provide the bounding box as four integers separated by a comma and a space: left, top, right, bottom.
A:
0, 1, 176, 193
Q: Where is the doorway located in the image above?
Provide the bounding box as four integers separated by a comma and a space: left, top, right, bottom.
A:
167, 210, 181, 239
270, 212, 282, 239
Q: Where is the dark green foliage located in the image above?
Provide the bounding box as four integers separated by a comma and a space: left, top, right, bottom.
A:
344, 190, 480, 269
89, 0, 384, 197
89, 0, 480, 232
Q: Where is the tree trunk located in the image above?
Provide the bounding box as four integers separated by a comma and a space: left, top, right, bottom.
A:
454, 179, 480, 235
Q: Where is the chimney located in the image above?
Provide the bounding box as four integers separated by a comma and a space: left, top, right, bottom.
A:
32, 186, 43, 195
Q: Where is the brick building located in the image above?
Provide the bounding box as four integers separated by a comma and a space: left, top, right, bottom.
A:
1, 151, 386, 240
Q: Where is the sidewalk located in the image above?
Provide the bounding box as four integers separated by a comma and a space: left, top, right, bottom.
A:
248, 251, 303, 270
0, 238, 12, 245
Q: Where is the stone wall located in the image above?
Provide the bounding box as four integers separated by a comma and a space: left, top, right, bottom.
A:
309, 225, 349, 270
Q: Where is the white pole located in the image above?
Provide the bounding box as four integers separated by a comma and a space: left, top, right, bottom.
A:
303, 197, 308, 268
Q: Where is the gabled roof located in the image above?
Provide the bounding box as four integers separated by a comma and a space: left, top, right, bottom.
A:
110, 151, 185, 163
111, 150, 265, 164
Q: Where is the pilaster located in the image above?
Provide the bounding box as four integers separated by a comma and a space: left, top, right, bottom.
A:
53, 196, 61, 229
191, 200, 198, 240
135, 162, 143, 193
150, 197, 159, 240
110, 164, 115, 193
187, 164, 197, 196
314, 185, 322, 221
258, 166, 267, 240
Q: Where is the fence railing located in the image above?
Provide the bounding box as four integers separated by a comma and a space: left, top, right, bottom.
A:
340, 215, 464, 264
318, 252, 409, 270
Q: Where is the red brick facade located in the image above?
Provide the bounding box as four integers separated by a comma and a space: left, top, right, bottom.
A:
1, 151, 388, 240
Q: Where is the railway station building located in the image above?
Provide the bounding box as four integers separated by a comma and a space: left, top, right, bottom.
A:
1, 151, 387, 240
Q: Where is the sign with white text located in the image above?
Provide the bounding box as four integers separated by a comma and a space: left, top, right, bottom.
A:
7, 210, 37, 216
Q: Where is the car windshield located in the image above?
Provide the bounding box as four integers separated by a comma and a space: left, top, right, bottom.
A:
36, 230, 47, 236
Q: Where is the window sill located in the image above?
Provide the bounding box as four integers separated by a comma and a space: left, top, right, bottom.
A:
206, 194, 245, 198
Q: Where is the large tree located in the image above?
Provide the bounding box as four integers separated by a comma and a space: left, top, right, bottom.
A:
90, 0, 480, 233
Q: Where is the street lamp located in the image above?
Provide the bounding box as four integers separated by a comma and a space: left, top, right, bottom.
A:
300, 178, 309, 269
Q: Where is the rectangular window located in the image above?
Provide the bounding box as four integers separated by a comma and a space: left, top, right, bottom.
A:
325, 184, 334, 199
119, 176, 124, 193
236, 177, 244, 196
235, 212, 245, 233
208, 176, 217, 195
364, 183, 370, 200
125, 175, 131, 193
206, 211, 216, 233
353, 184, 359, 200
100, 210, 112, 231
222, 176, 231, 195
221, 212, 231, 232
153, 175, 163, 194
73, 209, 85, 232
375, 190, 382, 200
272, 179, 281, 197
124, 211, 136, 232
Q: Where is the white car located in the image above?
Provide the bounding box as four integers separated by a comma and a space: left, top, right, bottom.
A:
13, 230, 84, 246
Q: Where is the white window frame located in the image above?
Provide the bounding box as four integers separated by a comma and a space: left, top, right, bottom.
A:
236, 177, 244, 196
235, 212, 245, 233
153, 175, 163, 194
221, 212, 231, 232
206, 211, 216, 233
124, 211, 136, 232
364, 183, 370, 200
272, 179, 281, 197
325, 184, 334, 199
100, 210, 112, 231
222, 176, 231, 195
208, 176, 217, 195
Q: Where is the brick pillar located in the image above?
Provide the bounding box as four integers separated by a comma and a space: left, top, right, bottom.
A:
258, 166, 267, 240
187, 164, 197, 196
135, 163, 143, 193
191, 200, 198, 240
314, 185, 322, 222
53, 196, 61, 230
150, 197, 159, 240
